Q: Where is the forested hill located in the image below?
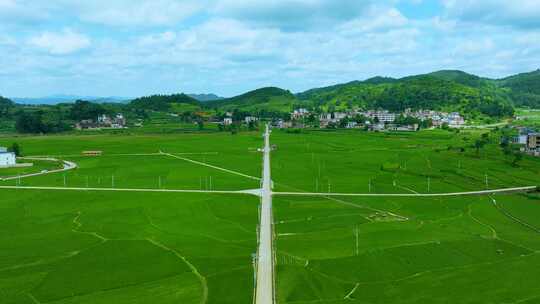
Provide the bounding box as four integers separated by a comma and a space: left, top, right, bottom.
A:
205, 87, 297, 113
128, 93, 200, 111
497, 69, 540, 108
297, 70, 523, 117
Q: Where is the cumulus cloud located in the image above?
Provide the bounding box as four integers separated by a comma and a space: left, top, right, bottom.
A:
28, 29, 90, 55
1, 0, 540, 97
211, 0, 382, 30
339, 7, 409, 35
72, 0, 204, 26
443, 0, 540, 28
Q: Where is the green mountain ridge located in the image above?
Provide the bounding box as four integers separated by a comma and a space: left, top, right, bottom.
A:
294, 69, 540, 117
205, 87, 297, 113
496, 69, 540, 108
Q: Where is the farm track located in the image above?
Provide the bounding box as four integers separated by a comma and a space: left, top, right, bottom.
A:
0, 157, 77, 181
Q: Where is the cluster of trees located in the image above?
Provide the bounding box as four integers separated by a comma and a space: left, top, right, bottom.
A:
70, 100, 107, 120
0, 96, 14, 118
15, 110, 72, 134
129, 94, 200, 112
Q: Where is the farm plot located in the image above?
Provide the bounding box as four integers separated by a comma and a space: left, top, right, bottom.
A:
274, 194, 540, 304
271, 130, 540, 194
0, 132, 262, 190
0, 189, 258, 304
0, 154, 259, 191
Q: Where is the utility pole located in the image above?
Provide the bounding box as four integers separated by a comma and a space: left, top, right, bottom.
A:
328, 181, 331, 193
158, 176, 162, 189
63, 174, 66, 187
86, 176, 89, 188
485, 173, 489, 189
368, 179, 372, 193
427, 177, 431, 193
112, 175, 115, 188
210, 176, 212, 190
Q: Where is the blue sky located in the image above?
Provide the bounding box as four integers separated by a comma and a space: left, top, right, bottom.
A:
0, 0, 539, 98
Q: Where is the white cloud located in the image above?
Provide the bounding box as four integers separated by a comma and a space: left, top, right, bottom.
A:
71, 0, 204, 26
2, 0, 540, 97
28, 29, 90, 55
339, 7, 409, 35
211, 0, 383, 30
443, 0, 540, 28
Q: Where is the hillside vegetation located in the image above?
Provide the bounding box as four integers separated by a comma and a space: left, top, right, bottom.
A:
298, 71, 515, 117
2, 69, 540, 134
205, 87, 297, 113
129, 94, 200, 112
497, 69, 540, 108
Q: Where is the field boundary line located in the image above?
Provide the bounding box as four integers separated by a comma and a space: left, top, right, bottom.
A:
271, 181, 409, 221
27, 293, 41, 304
467, 204, 498, 239
273, 186, 537, 197
0, 185, 251, 195
344, 283, 359, 299
72, 211, 109, 242
144, 210, 254, 244
396, 185, 419, 194
162, 151, 261, 181
25, 152, 219, 158
146, 238, 208, 304
491, 197, 540, 233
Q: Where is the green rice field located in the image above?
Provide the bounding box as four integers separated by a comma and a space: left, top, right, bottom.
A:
1, 129, 539, 303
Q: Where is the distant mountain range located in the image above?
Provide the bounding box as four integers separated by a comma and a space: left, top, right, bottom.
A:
188, 93, 224, 102
10, 95, 132, 105
9, 93, 224, 105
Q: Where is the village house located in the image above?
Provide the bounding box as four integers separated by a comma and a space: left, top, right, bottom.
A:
245, 116, 259, 124
223, 118, 233, 126
361, 110, 396, 123
0, 147, 16, 167
513, 129, 540, 157
77, 114, 126, 130
291, 108, 310, 120
526, 133, 540, 156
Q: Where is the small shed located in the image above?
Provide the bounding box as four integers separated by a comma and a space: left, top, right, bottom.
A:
82, 151, 103, 156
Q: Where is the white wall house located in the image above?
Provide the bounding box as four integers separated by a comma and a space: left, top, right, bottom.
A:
0, 147, 16, 167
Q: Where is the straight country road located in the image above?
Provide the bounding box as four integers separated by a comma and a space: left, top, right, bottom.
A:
255, 124, 275, 304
